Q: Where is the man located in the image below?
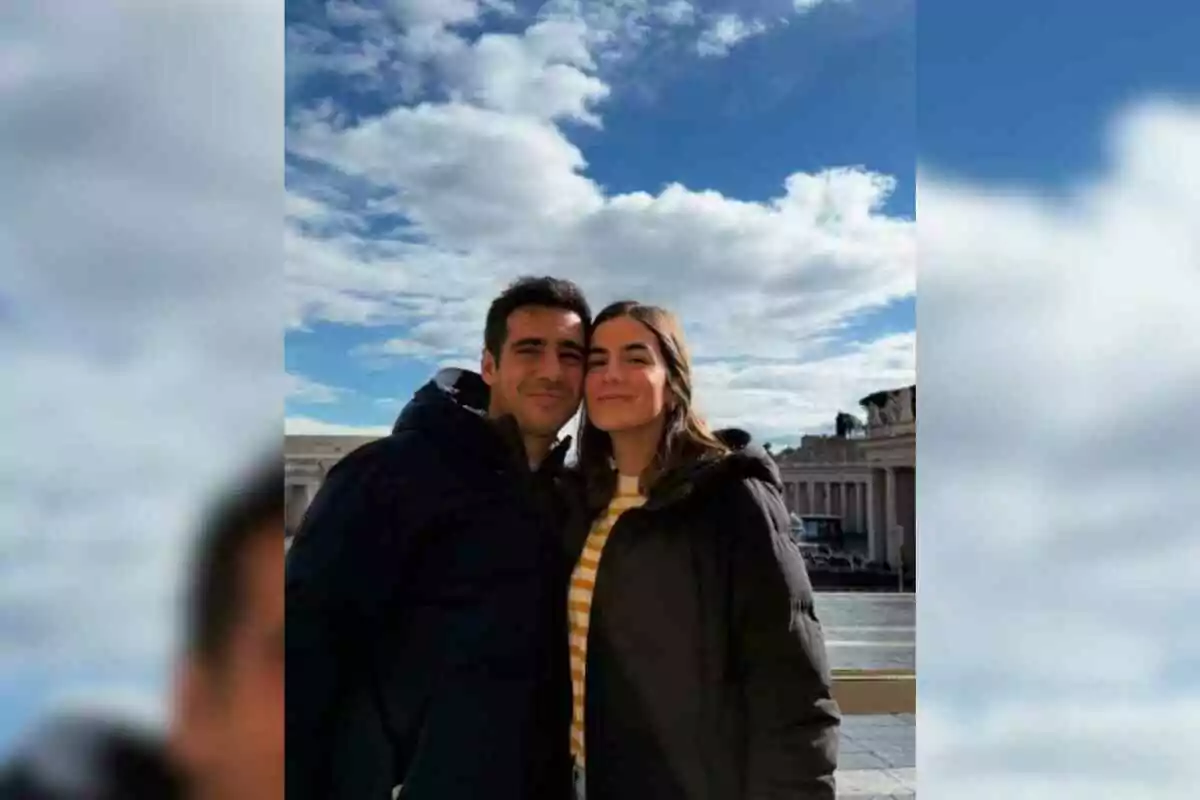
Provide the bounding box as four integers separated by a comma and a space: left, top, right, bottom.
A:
0, 455, 285, 800
170, 454, 285, 799
286, 276, 591, 800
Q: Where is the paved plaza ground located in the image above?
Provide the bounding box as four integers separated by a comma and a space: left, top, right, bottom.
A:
835, 713, 915, 798
813, 592, 916, 797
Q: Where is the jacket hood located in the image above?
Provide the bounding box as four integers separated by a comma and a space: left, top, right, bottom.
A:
393, 368, 489, 435
0, 713, 183, 798
392, 368, 572, 472
645, 427, 781, 509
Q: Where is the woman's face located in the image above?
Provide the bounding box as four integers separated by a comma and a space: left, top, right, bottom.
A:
585, 315, 672, 434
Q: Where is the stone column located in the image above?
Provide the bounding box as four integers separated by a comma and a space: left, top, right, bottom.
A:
884, 468, 898, 568
889, 524, 904, 572
863, 481, 871, 535
848, 482, 857, 527
885, 468, 897, 538
866, 477, 878, 561
854, 482, 863, 531
806, 482, 814, 515
857, 482, 866, 533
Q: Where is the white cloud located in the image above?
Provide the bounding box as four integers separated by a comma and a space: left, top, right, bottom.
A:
656, 0, 695, 26
287, 373, 348, 404
288, 102, 913, 361
438, 355, 485, 372
694, 332, 916, 444
349, 335, 472, 368
289, 1, 612, 125
326, 0, 388, 28
286, 190, 331, 223
284, 417, 393, 437
285, 3, 914, 439
356, 338, 441, 358
920, 699, 1200, 798
386, 0, 487, 29
289, 102, 604, 244
0, 0, 282, 745
696, 13, 769, 58
43, 684, 169, 732
536, 0, 658, 62
436, 19, 612, 126
918, 96, 1200, 794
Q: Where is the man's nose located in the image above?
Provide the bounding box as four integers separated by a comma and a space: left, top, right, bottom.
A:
538, 350, 564, 380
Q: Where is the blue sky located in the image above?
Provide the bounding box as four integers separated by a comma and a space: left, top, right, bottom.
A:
918, 0, 1200, 186
285, 0, 917, 446
912, 1, 1200, 794
6, 0, 1200, 790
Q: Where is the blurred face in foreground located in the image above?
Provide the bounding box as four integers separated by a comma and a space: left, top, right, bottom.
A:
585, 315, 672, 435
171, 523, 284, 800
483, 305, 587, 438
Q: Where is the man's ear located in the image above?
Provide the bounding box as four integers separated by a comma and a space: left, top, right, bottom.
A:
481, 347, 497, 386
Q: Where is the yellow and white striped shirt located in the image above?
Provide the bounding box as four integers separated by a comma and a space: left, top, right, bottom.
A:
568, 474, 646, 766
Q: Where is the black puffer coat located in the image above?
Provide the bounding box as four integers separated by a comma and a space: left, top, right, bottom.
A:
0, 714, 183, 799
286, 369, 575, 800
566, 431, 841, 800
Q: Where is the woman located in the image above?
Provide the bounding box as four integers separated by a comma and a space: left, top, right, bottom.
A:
565, 301, 840, 800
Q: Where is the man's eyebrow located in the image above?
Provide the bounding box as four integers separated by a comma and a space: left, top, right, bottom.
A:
510, 337, 546, 348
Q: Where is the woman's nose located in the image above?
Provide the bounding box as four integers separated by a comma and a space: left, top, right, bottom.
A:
600, 361, 623, 381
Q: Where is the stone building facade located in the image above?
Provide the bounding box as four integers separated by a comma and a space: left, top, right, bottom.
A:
774, 385, 915, 570
284, 385, 917, 570
284, 435, 378, 537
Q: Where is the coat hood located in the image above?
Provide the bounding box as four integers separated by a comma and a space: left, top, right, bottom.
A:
0, 713, 183, 798
393, 367, 490, 434
644, 427, 782, 509
392, 368, 572, 472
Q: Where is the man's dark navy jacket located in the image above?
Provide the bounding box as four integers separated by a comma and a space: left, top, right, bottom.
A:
285, 369, 576, 800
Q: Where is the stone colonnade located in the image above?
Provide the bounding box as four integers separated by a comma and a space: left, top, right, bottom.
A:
780, 465, 915, 568
781, 478, 873, 535
285, 480, 321, 535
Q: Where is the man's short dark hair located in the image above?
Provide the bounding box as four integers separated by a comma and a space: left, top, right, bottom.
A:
484, 276, 592, 362
185, 452, 283, 664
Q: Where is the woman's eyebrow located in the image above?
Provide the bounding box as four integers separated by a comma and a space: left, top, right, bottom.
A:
588, 342, 652, 355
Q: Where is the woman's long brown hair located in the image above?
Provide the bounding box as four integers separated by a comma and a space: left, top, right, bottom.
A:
576, 301, 729, 511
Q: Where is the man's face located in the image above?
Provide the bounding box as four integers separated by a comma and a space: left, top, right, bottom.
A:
171, 524, 284, 799
482, 305, 586, 439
